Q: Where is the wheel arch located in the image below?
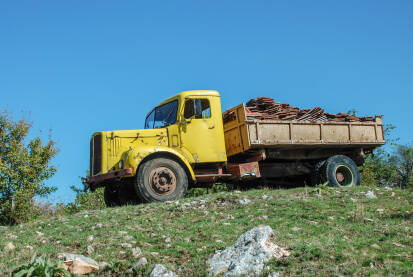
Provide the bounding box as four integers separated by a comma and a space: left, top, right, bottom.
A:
136, 151, 196, 183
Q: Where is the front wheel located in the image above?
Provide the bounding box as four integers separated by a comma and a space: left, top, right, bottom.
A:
136, 157, 188, 202
104, 185, 120, 207
323, 155, 360, 187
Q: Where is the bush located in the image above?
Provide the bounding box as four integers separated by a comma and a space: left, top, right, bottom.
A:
63, 186, 105, 214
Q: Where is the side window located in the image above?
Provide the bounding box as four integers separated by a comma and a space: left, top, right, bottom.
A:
145, 109, 155, 129
184, 99, 211, 119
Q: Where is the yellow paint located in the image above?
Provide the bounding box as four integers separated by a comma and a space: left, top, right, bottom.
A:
91, 90, 227, 181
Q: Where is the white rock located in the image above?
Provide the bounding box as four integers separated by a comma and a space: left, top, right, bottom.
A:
207, 226, 289, 276
238, 198, 251, 205
268, 271, 282, 277
26, 245, 33, 250
165, 237, 171, 243
124, 235, 134, 241
132, 247, 142, 258
376, 209, 384, 213
87, 235, 94, 242
4, 242, 15, 250
58, 253, 99, 274
121, 242, 133, 248
149, 264, 178, 277
134, 256, 148, 267
365, 191, 377, 199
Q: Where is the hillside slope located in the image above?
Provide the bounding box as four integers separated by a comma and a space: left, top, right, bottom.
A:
1, 186, 412, 276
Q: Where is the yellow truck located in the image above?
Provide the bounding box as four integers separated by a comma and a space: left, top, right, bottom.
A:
84, 90, 385, 206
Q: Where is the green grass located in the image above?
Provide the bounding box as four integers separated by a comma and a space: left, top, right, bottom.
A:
1, 186, 412, 276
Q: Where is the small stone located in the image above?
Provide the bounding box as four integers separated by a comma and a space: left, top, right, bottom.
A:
132, 247, 142, 258
84, 214, 88, 218
151, 252, 159, 256
292, 226, 301, 232
262, 195, 270, 200
124, 235, 134, 241
268, 271, 282, 277
121, 243, 133, 248
87, 235, 94, 242
149, 264, 177, 277
391, 192, 396, 197
4, 242, 15, 250
376, 208, 384, 214
96, 223, 103, 228
134, 257, 148, 267
87, 245, 94, 255
118, 231, 127, 235
165, 237, 171, 243
371, 244, 380, 249
26, 245, 33, 250
365, 191, 377, 199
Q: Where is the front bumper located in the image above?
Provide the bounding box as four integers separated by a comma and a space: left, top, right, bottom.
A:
82, 168, 133, 191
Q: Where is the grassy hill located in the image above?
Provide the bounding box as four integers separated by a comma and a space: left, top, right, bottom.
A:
1, 186, 412, 276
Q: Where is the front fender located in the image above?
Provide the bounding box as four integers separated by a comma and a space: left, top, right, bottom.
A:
125, 146, 196, 181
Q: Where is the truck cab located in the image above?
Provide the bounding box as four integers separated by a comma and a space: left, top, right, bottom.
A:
85, 90, 228, 204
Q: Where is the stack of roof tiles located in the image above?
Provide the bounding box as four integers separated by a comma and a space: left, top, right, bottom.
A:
225, 96, 377, 123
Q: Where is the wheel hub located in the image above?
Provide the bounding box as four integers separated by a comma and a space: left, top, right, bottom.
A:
149, 167, 177, 196
334, 165, 354, 186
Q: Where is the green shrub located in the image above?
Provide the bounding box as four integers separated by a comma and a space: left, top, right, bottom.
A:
63, 187, 105, 214
10, 254, 70, 277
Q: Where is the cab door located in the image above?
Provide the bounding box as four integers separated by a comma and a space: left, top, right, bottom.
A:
179, 96, 227, 163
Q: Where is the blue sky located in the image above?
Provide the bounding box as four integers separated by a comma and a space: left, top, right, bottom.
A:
1, 1, 412, 203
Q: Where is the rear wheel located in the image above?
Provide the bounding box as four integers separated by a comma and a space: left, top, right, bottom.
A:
136, 157, 188, 202
323, 155, 360, 187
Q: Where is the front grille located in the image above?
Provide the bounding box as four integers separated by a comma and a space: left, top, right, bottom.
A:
90, 134, 102, 176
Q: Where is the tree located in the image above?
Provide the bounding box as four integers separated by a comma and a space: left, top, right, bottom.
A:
392, 144, 413, 188
360, 124, 399, 187
0, 111, 57, 224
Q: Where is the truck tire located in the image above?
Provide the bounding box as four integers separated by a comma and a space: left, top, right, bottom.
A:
136, 157, 188, 202
323, 155, 360, 187
104, 185, 120, 207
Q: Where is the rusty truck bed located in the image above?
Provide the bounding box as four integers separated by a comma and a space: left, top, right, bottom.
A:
223, 104, 385, 157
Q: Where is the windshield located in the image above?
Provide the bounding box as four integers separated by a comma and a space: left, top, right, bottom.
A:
144, 100, 178, 129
